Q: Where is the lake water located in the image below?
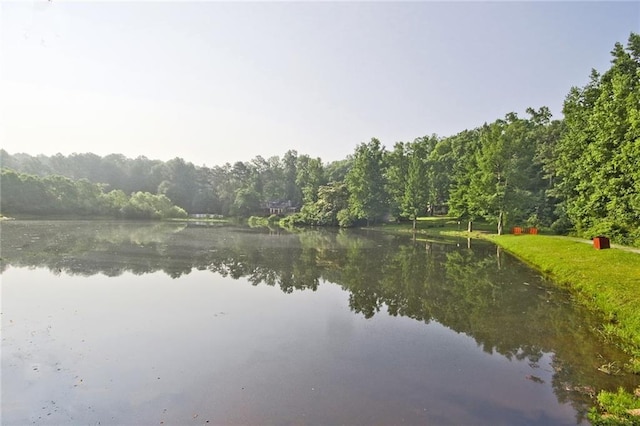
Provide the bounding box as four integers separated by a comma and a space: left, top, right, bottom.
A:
1, 220, 638, 425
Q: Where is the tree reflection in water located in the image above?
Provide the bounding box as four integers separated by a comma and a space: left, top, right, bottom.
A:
2, 220, 638, 422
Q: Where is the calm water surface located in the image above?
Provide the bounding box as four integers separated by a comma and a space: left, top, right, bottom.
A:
1, 221, 638, 425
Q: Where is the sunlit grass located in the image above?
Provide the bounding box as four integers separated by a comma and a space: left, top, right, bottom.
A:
588, 387, 640, 425
378, 216, 495, 235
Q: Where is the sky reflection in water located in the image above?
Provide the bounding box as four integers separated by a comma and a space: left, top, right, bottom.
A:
1, 221, 638, 425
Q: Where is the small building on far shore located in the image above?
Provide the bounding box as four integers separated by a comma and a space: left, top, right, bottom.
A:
263, 200, 298, 216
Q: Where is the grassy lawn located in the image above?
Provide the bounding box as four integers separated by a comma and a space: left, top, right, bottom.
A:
378, 216, 496, 237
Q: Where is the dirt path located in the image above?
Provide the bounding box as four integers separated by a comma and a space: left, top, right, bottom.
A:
550, 235, 640, 254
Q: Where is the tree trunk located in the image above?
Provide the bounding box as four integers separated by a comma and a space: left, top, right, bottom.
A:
497, 211, 504, 235
467, 221, 473, 232
412, 216, 417, 231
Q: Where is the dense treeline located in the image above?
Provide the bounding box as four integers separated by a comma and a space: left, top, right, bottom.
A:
0, 149, 347, 219
1, 34, 638, 245
554, 34, 640, 245
0, 169, 187, 219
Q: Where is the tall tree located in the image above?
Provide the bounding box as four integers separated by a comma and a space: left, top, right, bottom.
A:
385, 142, 409, 219
313, 181, 350, 226
446, 128, 483, 222
282, 150, 301, 205
427, 137, 455, 212
158, 158, 198, 212
296, 155, 325, 205
345, 138, 388, 225
402, 139, 431, 230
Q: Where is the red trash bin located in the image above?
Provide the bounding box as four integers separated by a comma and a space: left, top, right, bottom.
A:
593, 236, 610, 250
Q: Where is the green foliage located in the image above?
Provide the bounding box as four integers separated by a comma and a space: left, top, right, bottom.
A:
325, 157, 353, 183
279, 212, 307, 228
384, 135, 436, 228
401, 138, 433, 229
0, 168, 186, 219
121, 192, 188, 219
278, 181, 351, 227
295, 155, 326, 204
337, 207, 357, 228
384, 141, 408, 219
443, 129, 483, 220
158, 157, 198, 211
345, 138, 389, 225
554, 33, 640, 246
102, 189, 128, 213
588, 387, 640, 425
425, 135, 455, 211
550, 208, 574, 235
231, 186, 261, 217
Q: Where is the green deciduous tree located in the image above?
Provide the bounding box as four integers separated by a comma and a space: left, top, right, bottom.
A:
231, 186, 262, 217
345, 138, 388, 225
402, 140, 431, 230
296, 155, 325, 205
445, 129, 483, 222
122, 192, 188, 219
385, 142, 409, 220
309, 181, 350, 226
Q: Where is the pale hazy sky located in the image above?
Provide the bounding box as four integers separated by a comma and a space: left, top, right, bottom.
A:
1, 1, 638, 167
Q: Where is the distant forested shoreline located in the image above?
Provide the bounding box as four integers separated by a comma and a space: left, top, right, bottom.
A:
2, 34, 638, 246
